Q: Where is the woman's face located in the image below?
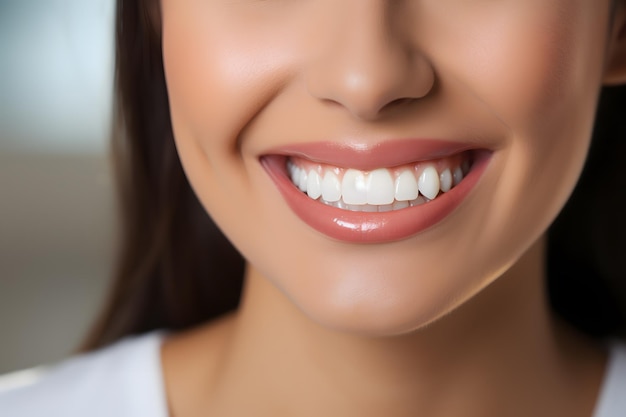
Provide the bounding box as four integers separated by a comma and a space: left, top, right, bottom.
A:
161, 0, 622, 335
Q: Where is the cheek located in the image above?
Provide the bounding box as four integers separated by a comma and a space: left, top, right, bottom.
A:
456, 5, 606, 135
162, 5, 300, 159
160, 4, 318, 280
443, 4, 609, 261
161, 3, 307, 227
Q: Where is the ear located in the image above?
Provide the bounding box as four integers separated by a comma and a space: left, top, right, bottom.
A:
604, 3, 626, 85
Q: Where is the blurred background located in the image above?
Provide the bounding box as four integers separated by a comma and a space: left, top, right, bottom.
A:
0, 0, 116, 374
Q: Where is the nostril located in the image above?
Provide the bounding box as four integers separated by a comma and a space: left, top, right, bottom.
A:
373, 97, 421, 118
386, 97, 415, 110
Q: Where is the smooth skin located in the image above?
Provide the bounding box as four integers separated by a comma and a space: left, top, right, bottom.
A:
159, 1, 626, 416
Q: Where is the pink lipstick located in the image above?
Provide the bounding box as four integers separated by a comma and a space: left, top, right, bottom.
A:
261, 140, 492, 243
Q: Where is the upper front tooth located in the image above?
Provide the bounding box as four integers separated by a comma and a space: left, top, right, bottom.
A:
395, 170, 419, 201
322, 171, 342, 202
367, 169, 395, 205
342, 169, 368, 205
306, 170, 322, 199
418, 166, 440, 200
294, 161, 451, 206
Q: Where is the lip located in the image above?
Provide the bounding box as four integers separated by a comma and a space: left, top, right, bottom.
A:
263, 139, 479, 171
260, 140, 492, 244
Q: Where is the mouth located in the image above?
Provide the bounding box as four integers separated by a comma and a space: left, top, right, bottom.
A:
261, 140, 492, 243
287, 153, 470, 212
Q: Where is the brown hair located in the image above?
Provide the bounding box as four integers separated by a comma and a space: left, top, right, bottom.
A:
547, 84, 626, 338
81, 0, 244, 350
82, 0, 626, 350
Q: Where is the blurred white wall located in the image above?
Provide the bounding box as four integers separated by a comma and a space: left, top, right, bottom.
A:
0, 0, 116, 373
0, 0, 114, 154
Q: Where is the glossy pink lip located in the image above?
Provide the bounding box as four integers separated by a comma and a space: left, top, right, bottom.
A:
264, 139, 479, 170
261, 140, 492, 244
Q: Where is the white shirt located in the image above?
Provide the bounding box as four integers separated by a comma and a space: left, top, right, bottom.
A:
0, 332, 168, 417
0, 332, 625, 416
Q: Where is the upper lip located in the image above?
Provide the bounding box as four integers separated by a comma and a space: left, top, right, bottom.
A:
262, 139, 482, 171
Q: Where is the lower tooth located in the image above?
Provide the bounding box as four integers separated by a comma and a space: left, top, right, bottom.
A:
320, 197, 435, 212
410, 196, 428, 207
393, 201, 410, 210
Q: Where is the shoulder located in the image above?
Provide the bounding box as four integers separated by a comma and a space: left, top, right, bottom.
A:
0, 331, 168, 417
594, 342, 626, 417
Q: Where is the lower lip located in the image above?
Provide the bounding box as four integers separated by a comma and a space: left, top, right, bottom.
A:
261, 151, 491, 244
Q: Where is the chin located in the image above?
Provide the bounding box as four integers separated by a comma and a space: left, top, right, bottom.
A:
269, 259, 485, 337
295, 288, 458, 338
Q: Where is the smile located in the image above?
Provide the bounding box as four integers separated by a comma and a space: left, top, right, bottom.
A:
261, 140, 492, 243
286, 155, 470, 212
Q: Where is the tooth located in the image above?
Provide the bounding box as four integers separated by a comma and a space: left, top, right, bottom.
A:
462, 159, 470, 175
378, 204, 393, 212
418, 166, 440, 200
367, 168, 395, 205
393, 200, 409, 210
322, 199, 342, 209
306, 170, 322, 199
342, 169, 368, 205
298, 169, 309, 191
410, 196, 428, 207
453, 167, 463, 186
290, 165, 299, 183
347, 203, 376, 212
440, 169, 452, 193
362, 204, 378, 212
395, 170, 419, 201
322, 171, 342, 202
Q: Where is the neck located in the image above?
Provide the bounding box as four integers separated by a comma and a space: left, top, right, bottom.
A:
184, 236, 605, 417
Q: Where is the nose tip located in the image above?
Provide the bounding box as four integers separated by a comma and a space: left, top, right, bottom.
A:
305, 22, 435, 121
307, 53, 435, 120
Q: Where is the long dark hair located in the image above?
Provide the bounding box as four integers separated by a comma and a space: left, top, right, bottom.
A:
82, 0, 626, 350
81, 0, 244, 350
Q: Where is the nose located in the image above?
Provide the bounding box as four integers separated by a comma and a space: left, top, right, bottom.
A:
305, 3, 435, 121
